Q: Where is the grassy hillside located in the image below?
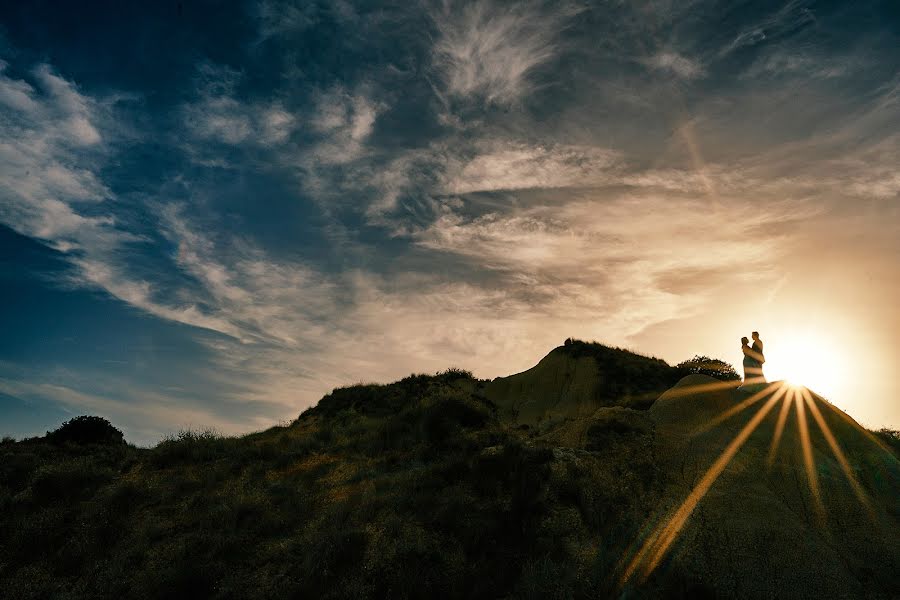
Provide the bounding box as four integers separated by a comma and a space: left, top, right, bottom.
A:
645, 376, 900, 598
1, 342, 897, 599
485, 340, 682, 425
0, 369, 664, 599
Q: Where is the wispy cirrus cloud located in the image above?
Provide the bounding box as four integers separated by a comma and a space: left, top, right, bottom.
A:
0, 59, 328, 354
430, 0, 580, 106
0, 60, 273, 342
255, 0, 320, 41
0, 61, 120, 252
307, 85, 381, 164
183, 65, 297, 147
743, 50, 852, 80
412, 192, 818, 339
442, 141, 620, 194
721, 0, 816, 55
180, 65, 383, 187
254, 0, 359, 43
0, 59, 353, 429
157, 204, 340, 346
4, 0, 900, 441
643, 52, 704, 79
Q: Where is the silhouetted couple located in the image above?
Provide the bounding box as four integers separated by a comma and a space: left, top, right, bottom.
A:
741, 332, 765, 384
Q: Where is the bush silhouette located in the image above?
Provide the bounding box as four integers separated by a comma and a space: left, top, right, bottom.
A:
46, 416, 125, 446
873, 428, 900, 455
676, 355, 740, 381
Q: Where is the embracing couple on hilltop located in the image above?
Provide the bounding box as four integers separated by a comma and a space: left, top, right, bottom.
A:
741, 331, 766, 385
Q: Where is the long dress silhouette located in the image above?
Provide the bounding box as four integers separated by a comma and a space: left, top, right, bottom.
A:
742, 338, 765, 383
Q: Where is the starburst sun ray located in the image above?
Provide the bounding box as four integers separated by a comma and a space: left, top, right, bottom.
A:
619, 383, 788, 587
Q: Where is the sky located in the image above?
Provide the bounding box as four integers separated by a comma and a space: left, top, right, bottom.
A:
1, 0, 899, 445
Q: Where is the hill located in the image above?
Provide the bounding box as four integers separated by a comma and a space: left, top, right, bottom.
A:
642, 375, 899, 597
485, 339, 682, 424
0, 342, 897, 599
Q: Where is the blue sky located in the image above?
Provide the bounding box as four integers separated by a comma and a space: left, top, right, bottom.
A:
2, 0, 899, 444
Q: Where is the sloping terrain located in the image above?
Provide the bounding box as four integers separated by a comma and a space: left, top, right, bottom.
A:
636, 375, 900, 598
0, 343, 897, 599
485, 340, 680, 425
0, 370, 664, 599
509, 371, 900, 597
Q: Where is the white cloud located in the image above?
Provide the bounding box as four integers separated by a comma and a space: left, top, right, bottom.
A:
157, 204, 339, 346
722, 0, 816, 55
744, 51, 849, 80
307, 86, 380, 164
620, 168, 714, 193
261, 105, 296, 143
0, 61, 261, 344
443, 142, 620, 193
185, 96, 253, 144
33, 64, 103, 145
256, 0, 319, 40
430, 0, 578, 105
184, 95, 297, 147
181, 74, 379, 172
847, 171, 900, 200
73, 256, 246, 340
412, 192, 812, 340
181, 62, 298, 148
0, 61, 39, 113
643, 52, 703, 79
0, 62, 119, 256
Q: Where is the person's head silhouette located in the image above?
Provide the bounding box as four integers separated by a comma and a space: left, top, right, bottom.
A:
752, 331, 760, 341
741, 336, 749, 346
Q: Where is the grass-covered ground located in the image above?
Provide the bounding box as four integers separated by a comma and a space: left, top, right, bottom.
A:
1, 368, 676, 599
1, 342, 897, 599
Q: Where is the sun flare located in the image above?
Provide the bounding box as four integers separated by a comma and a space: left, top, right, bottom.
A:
764, 333, 845, 399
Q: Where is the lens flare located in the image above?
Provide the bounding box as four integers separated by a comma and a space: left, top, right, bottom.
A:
764, 333, 845, 400
618, 380, 886, 590
619, 383, 786, 586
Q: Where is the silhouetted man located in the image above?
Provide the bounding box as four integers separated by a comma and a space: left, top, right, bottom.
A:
751, 332, 764, 367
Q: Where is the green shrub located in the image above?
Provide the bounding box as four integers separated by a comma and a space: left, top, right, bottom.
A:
46, 416, 125, 446
29, 460, 115, 505
422, 395, 491, 445
872, 428, 900, 455
585, 409, 654, 452
0, 451, 40, 493
150, 429, 228, 467
516, 555, 578, 600
675, 355, 740, 381
437, 367, 475, 381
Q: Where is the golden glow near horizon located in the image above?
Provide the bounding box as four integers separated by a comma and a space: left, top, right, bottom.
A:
762, 331, 846, 400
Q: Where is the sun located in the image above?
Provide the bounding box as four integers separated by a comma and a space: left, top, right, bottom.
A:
763, 332, 845, 398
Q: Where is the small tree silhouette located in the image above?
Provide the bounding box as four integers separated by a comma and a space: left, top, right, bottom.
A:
46, 415, 125, 446
676, 355, 740, 381
873, 428, 900, 455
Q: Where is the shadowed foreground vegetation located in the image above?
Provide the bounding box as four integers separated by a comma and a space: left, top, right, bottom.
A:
1, 341, 897, 599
